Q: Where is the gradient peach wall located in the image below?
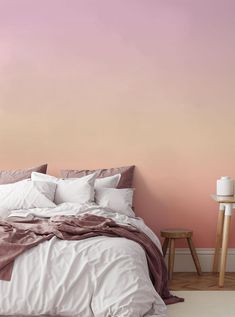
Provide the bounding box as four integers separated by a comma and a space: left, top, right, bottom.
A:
1, 0, 235, 247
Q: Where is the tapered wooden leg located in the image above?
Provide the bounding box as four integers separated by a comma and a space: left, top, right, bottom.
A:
168, 238, 175, 280
187, 237, 202, 275
162, 238, 169, 257
212, 206, 225, 273
219, 213, 231, 287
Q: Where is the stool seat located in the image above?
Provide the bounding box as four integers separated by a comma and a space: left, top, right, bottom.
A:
160, 228, 202, 280
161, 229, 192, 239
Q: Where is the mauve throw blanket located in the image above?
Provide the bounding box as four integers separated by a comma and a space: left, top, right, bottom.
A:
0, 214, 183, 305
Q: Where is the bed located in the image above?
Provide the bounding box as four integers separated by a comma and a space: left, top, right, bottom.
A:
0, 165, 181, 317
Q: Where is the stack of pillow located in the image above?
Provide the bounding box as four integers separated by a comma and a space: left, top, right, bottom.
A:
0, 165, 135, 218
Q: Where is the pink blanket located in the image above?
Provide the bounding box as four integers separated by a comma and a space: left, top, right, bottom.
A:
0, 214, 183, 305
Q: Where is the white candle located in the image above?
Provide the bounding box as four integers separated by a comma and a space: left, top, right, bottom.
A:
216, 176, 234, 196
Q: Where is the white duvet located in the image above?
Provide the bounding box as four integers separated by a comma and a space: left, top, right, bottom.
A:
0, 203, 167, 317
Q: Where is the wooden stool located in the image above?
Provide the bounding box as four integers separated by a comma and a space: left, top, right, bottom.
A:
160, 229, 202, 280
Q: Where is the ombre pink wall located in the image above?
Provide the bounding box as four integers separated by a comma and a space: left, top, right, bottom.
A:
1, 0, 235, 247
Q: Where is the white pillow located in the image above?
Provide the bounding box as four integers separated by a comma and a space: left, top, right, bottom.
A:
31, 172, 97, 205
95, 174, 121, 190
32, 172, 57, 183
0, 179, 56, 211
33, 179, 56, 202
95, 188, 135, 217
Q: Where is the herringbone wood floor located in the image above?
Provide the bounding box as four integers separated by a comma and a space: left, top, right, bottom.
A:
169, 273, 235, 290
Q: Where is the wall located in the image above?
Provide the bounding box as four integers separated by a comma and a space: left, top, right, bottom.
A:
0, 0, 235, 247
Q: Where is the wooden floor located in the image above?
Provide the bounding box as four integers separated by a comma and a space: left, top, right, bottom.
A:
169, 272, 235, 291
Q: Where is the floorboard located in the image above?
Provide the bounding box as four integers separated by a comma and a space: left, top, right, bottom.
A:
169, 272, 235, 290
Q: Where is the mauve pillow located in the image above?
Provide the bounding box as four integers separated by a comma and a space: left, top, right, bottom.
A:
61, 166, 135, 189
0, 164, 47, 185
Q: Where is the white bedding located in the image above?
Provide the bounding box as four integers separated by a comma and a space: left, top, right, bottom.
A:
0, 203, 167, 317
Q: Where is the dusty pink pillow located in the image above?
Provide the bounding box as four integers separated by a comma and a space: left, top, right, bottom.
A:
0, 164, 47, 185
61, 166, 135, 189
